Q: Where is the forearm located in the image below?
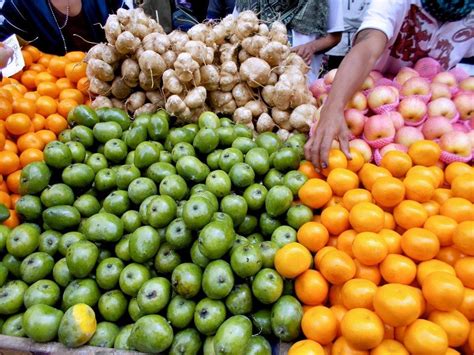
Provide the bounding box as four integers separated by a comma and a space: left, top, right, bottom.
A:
311, 32, 342, 54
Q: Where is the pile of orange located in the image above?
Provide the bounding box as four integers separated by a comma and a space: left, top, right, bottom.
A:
284, 141, 474, 355
0, 45, 87, 227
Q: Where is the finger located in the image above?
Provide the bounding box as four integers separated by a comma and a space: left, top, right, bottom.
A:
311, 132, 323, 170
339, 133, 352, 160
304, 134, 315, 161
319, 135, 333, 170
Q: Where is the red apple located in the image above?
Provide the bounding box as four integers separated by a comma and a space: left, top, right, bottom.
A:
421, 116, 453, 140
439, 131, 472, 157
430, 82, 452, 100
347, 91, 368, 111
380, 143, 408, 156
344, 109, 366, 137
414, 57, 441, 78
324, 69, 337, 85
310, 78, 327, 97
395, 126, 424, 147
459, 77, 474, 92
361, 76, 375, 91
349, 138, 372, 162
400, 77, 431, 97
427, 97, 457, 120
385, 111, 405, 130
398, 97, 428, 125
452, 122, 469, 133
394, 67, 419, 85
364, 114, 396, 141
367, 86, 399, 111
453, 92, 474, 121
433, 71, 457, 89
369, 71, 383, 82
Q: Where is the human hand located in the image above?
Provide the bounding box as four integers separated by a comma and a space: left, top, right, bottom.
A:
291, 41, 317, 66
305, 104, 352, 170
0, 44, 14, 69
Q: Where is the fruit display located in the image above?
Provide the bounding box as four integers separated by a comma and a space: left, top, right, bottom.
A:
311, 57, 473, 165
0, 46, 87, 227
1, 105, 314, 352
87, 8, 315, 136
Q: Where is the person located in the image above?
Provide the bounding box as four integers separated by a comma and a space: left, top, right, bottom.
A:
207, 0, 235, 20
234, 0, 344, 84
0, 0, 133, 55
141, 0, 173, 33
325, 0, 371, 70
306, 0, 474, 169
0, 42, 13, 69
172, 0, 210, 30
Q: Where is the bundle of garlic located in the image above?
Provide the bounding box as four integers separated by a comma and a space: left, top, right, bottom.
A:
86, 8, 316, 136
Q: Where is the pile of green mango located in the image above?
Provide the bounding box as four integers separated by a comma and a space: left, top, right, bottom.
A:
0, 105, 314, 353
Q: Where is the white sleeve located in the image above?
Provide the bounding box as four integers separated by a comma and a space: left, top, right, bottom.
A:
327, 0, 345, 33
356, 0, 406, 41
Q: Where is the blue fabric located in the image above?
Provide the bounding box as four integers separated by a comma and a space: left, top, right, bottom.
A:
206, 0, 235, 20
420, 0, 473, 22
0, 0, 130, 54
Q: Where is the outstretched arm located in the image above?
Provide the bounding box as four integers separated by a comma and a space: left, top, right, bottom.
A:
292, 32, 342, 65
305, 28, 388, 169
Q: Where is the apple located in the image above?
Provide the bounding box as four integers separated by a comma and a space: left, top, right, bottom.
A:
467, 131, 474, 151
427, 97, 457, 120
310, 78, 327, 97
453, 92, 474, 121
347, 91, 368, 111
380, 143, 408, 156
449, 67, 469, 82
398, 97, 428, 125
363, 114, 396, 141
414, 57, 441, 78
324, 69, 338, 85
452, 122, 469, 133
386, 111, 404, 130
459, 77, 474, 92
367, 86, 399, 111
421, 116, 453, 140
439, 131, 472, 157
400, 77, 431, 97
369, 71, 383, 82
349, 138, 372, 162
361, 76, 375, 91
395, 126, 424, 147
394, 67, 419, 85
344, 109, 366, 137
430, 82, 452, 100
432, 71, 457, 89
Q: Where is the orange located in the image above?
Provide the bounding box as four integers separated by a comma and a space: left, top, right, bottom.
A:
59, 88, 84, 104
0, 151, 20, 176
371, 176, 405, 208
370, 339, 408, 355
21, 50, 33, 67
0, 191, 11, 208
320, 205, 350, 235
401, 227, 439, 262
329, 284, 344, 306
422, 200, 440, 216
341, 278, 377, 310
6, 170, 21, 194
3, 209, 20, 228
380, 254, 416, 285
20, 70, 38, 90
0, 180, 8, 193
359, 164, 392, 191
35, 130, 57, 144
274, 242, 312, 279
34, 71, 57, 87
353, 259, 381, 285
65, 51, 85, 62
37, 81, 60, 98
417, 259, 455, 285
379, 229, 402, 254
440, 197, 473, 223
403, 175, 435, 203
336, 229, 356, 257
349, 202, 385, 233
314, 246, 337, 269
428, 166, 444, 188
57, 98, 78, 118
383, 212, 396, 229
346, 148, 365, 173
324, 196, 342, 208
0, 133, 4, 150
408, 140, 441, 167
48, 56, 69, 77
321, 149, 348, 176
352, 232, 388, 266
299, 178, 333, 209
393, 200, 428, 229
45, 114, 68, 135
38, 53, 53, 67
297, 221, 329, 252
330, 304, 347, 336
453, 220, 474, 256
340, 308, 384, 350
327, 168, 359, 197
436, 246, 464, 267
455, 257, 474, 288
23, 91, 40, 102
422, 271, 465, 311
423, 215, 457, 247
0, 97, 12, 120
444, 162, 473, 185
36, 96, 58, 117
65, 61, 87, 83
17, 132, 45, 152
3, 139, 18, 153
342, 189, 372, 211
76, 77, 90, 95
20, 148, 44, 167
458, 288, 474, 321
23, 45, 42, 62
295, 269, 328, 306
403, 319, 448, 355
302, 306, 338, 345
331, 336, 369, 355
28, 63, 46, 72
433, 188, 453, 204
428, 310, 470, 347
12, 98, 36, 118
373, 284, 422, 327
451, 173, 474, 203
56, 78, 74, 91
31, 113, 46, 131
288, 339, 325, 355
319, 250, 356, 285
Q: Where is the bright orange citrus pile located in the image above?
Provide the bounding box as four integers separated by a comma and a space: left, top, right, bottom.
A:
0, 46, 87, 227
285, 142, 473, 355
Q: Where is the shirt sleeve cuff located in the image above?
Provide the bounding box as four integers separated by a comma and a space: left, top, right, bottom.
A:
356, 20, 393, 41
